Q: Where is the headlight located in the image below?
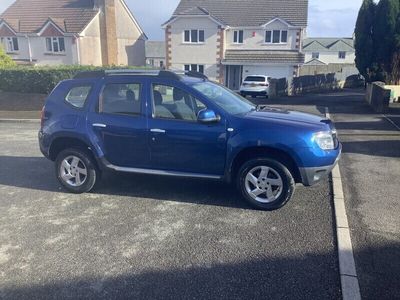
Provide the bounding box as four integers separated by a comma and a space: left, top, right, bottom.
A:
313, 131, 336, 150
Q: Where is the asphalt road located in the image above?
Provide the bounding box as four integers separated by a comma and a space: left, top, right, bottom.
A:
0, 122, 340, 299
267, 90, 400, 300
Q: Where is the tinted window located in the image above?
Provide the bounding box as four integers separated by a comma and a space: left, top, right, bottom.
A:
100, 83, 141, 115
244, 76, 266, 82
65, 85, 91, 108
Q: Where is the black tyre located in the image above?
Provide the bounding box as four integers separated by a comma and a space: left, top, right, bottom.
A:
237, 158, 295, 210
55, 148, 99, 193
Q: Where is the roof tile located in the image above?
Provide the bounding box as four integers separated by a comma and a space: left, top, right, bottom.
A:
173, 0, 308, 27
0, 0, 99, 33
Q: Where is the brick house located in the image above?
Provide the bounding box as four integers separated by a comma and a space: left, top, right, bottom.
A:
163, 0, 308, 90
0, 0, 147, 66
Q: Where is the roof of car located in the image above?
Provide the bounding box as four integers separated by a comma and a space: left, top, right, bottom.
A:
73, 69, 208, 83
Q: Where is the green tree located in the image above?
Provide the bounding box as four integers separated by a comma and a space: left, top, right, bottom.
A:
0, 47, 16, 68
355, 0, 376, 82
372, 0, 400, 83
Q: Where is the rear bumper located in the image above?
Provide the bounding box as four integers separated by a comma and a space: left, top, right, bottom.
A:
38, 130, 51, 159
299, 146, 342, 186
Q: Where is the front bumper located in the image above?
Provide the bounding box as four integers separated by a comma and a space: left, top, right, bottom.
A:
299, 146, 342, 186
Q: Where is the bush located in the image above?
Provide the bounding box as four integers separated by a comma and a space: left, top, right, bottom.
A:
0, 65, 149, 94
0, 48, 16, 68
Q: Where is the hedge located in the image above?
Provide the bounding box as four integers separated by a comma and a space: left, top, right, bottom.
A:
0, 65, 149, 94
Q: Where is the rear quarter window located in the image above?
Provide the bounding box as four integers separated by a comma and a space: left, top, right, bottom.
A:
65, 85, 92, 108
244, 76, 266, 82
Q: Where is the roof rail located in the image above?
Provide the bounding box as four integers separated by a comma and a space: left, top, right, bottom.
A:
105, 69, 160, 76
73, 69, 209, 81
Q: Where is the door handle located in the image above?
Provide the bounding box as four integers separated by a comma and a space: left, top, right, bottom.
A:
93, 123, 107, 128
150, 128, 166, 133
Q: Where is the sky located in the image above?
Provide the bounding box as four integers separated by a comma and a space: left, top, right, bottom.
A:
0, 0, 363, 40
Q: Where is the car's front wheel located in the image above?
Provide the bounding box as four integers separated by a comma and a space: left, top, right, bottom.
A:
237, 158, 295, 210
55, 148, 99, 193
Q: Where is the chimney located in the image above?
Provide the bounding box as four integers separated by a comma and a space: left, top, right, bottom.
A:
97, 0, 118, 66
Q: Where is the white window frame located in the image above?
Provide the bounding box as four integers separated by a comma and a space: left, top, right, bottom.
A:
338, 51, 346, 59
45, 37, 65, 53
1, 37, 19, 52
233, 30, 244, 44
265, 30, 288, 44
183, 29, 205, 44
184, 64, 205, 74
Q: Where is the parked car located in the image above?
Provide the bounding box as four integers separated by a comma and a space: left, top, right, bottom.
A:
38, 70, 341, 210
240, 75, 271, 98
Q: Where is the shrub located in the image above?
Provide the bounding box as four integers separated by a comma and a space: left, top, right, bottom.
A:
0, 48, 16, 68
0, 65, 149, 94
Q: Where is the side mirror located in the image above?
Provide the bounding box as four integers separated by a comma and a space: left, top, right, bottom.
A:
197, 109, 221, 124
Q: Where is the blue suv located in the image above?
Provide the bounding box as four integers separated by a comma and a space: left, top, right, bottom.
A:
39, 70, 341, 210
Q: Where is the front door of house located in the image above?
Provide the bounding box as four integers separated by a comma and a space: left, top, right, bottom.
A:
226, 65, 242, 91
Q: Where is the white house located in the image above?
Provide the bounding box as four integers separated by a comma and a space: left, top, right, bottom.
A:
302, 38, 355, 66
145, 41, 166, 69
163, 0, 308, 90
0, 0, 147, 66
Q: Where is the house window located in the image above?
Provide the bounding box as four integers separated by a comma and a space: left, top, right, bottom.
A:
45, 37, 65, 53
339, 51, 346, 59
265, 31, 272, 43
281, 31, 288, 43
233, 30, 244, 44
1, 37, 19, 52
183, 30, 205, 43
312, 52, 320, 59
265, 30, 288, 44
184, 64, 205, 74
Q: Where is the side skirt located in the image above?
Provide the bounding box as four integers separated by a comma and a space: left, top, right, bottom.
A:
100, 157, 224, 180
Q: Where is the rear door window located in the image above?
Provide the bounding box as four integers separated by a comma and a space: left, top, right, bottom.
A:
244, 76, 266, 82
99, 83, 142, 116
65, 85, 92, 108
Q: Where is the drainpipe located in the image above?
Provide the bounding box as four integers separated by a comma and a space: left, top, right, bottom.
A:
75, 35, 81, 65
25, 34, 33, 63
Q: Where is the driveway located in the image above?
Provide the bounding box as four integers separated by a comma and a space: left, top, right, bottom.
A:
0, 122, 340, 299
266, 89, 400, 300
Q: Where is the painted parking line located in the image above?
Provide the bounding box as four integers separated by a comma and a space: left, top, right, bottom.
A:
382, 114, 400, 131
326, 107, 362, 300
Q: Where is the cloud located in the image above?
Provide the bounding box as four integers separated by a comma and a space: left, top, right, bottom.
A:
307, 0, 362, 37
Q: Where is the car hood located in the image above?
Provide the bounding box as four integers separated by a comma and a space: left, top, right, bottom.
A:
244, 106, 328, 126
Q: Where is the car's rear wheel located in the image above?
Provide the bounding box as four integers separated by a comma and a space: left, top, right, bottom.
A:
55, 148, 99, 193
237, 158, 295, 210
